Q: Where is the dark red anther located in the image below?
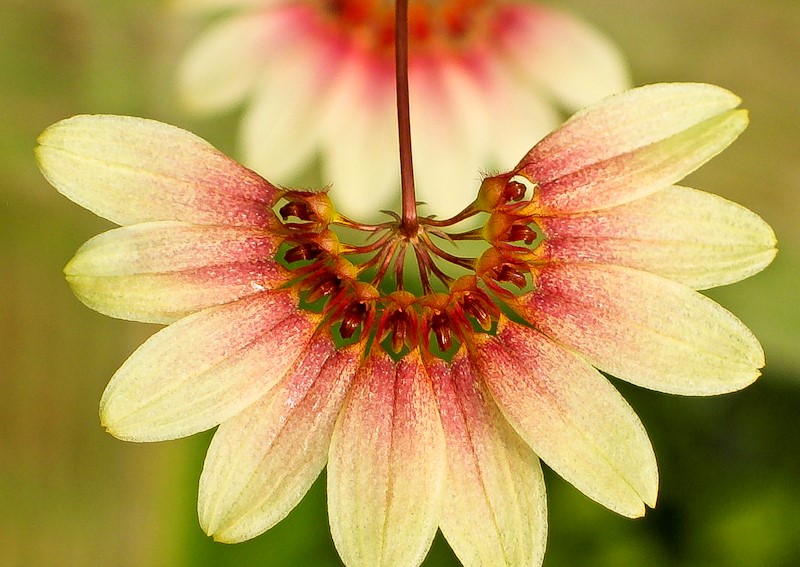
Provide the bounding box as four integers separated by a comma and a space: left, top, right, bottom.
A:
339, 301, 368, 339
285, 242, 323, 263
461, 291, 500, 331
496, 264, 527, 289
430, 312, 453, 352
386, 310, 410, 352
503, 180, 526, 202
304, 275, 342, 303
507, 224, 537, 245
279, 201, 316, 221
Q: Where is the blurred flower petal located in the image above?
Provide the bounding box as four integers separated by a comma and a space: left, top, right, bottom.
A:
240, 6, 343, 181
486, 66, 560, 173
317, 49, 398, 220
177, 0, 629, 218
179, 15, 275, 113
173, 0, 278, 14
497, 4, 628, 109
409, 57, 492, 217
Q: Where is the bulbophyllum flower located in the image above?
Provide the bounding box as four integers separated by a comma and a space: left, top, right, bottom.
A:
37, 83, 776, 566
175, 0, 629, 219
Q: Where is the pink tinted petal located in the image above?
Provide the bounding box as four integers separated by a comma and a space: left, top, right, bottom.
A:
65, 221, 289, 324
200, 337, 361, 543
431, 354, 547, 567
536, 185, 777, 289
497, 4, 629, 109
320, 48, 399, 220
474, 320, 658, 518
515, 83, 747, 213
486, 61, 560, 172
241, 7, 341, 182
100, 291, 319, 442
36, 115, 279, 226
409, 55, 491, 217
519, 263, 764, 395
328, 351, 446, 567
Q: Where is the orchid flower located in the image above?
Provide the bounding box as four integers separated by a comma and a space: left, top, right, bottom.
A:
38, 3, 776, 564
176, 0, 629, 219
37, 79, 775, 565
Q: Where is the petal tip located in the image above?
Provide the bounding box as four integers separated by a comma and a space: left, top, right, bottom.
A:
99, 409, 130, 442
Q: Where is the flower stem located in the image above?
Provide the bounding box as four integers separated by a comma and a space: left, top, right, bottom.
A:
395, 0, 417, 237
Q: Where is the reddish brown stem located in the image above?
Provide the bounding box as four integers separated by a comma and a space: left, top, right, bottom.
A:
396, 0, 417, 237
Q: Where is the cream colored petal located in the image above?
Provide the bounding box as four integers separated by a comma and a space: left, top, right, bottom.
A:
517, 83, 748, 213
178, 15, 274, 113
474, 320, 658, 518
410, 57, 490, 218
240, 10, 340, 183
537, 185, 777, 289
172, 0, 279, 15
65, 221, 289, 324
100, 291, 319, 442
497, 4, 629, 110
519, 263, 765, 395
36, 115, 278, 226
431, 354, 547, 567
487, 62, 560, 172
328, 351, 446, 567
200, 337, 360, 543
319, 49, 399, 221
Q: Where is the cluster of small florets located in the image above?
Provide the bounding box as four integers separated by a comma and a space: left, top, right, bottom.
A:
273, 172, 544, 359
320, 0, 493, 54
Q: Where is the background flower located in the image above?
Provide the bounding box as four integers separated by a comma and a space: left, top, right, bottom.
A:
176, 0, 629, 219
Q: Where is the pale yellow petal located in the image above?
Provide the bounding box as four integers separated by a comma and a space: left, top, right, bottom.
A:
536, 185, 777, 289
519, 263, 765, 395
65, 221, 288, 324
100, 291, 318, 441
518, 83, 748, 213
36, 115, 278, 226
328, 351, 446, 567
432, 354, 547, 567
474, 320, 658, 517
200, 338, 360, 543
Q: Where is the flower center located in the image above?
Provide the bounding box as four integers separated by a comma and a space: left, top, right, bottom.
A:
319, 0, 494, 55
272, 172, 542, 360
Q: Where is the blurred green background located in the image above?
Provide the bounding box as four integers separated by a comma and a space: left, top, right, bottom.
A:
2, 0, 799, 565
